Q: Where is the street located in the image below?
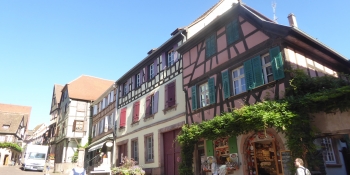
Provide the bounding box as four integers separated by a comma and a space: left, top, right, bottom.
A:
0, 165, 50, 175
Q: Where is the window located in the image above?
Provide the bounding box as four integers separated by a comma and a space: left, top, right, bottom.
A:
120, 108, 127, 128
199, 82, 209, 108
99, 119, 104, 134
262, 53, 274, 83
226, 19, 240, 45
165, 82, 176, 109
73, 120, 84, 132
93, 105, 97, 115
131, 139, 138, 162
110, 90, 114, 102
146, 92, 159, 117
2, 124, 10, 129
132, 101, 140, 123
0, 136, 5, 142
243, 46, 285, 90
191, 78, 216, 110
167, 50, 174, 67
123, 82, 128, 96
322, 137, 336, 164
145, 134, 154, 162
149, 64, 154, 79
205, 34, 216, 58
232, 67, 246, 95
108, 114, 113, 130
135, 73, 140, 88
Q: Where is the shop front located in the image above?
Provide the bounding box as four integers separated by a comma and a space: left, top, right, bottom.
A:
199, 129, 288, 175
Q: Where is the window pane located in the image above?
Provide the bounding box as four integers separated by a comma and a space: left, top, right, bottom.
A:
263, 55, 271, 63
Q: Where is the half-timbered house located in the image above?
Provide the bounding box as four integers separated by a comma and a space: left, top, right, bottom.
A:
177, 3, 350, 175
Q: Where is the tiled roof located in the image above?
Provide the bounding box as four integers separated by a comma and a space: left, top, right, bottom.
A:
67, 75, 114, 101
0, 112, 25, 134
0, 103, 31, 130
54, 84, 64, 104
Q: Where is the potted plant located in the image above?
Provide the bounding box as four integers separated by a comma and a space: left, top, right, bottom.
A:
111, 156, 145, 175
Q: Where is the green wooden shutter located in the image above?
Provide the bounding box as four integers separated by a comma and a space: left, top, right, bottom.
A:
228, 137, 238, 153
226, 20, 239, 45
205, 38, 211, 58
244, 59, 255, 90
269, 46, 285, 80
191, 85, 197, 110
252, 56, 264, 87
208, 78, 216, 104
222, 71, 231, 99
206, 140, 214, 156
211, 35, 217, 56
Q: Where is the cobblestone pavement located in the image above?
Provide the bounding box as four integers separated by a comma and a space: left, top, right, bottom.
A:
0, 165, 53, 175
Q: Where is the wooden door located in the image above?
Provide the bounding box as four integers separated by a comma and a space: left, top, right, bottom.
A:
164, 129, 181, 175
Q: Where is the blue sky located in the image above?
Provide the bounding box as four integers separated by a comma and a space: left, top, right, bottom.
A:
1, 0, 349, 130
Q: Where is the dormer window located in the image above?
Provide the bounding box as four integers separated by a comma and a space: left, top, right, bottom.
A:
2, 124, 10, 129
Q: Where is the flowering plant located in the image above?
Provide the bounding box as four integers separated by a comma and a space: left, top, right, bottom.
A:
111, 156, 145, 175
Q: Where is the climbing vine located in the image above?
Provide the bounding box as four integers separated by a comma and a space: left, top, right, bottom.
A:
0, 142, 22, 152
177, 70, 350, 175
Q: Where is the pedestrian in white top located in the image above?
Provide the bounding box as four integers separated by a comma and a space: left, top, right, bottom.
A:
294, 158, 311, 175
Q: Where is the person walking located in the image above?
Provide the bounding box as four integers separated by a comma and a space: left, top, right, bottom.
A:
294, 158, 311, 175
69, 162, 86, 175
45, 159, 50, 175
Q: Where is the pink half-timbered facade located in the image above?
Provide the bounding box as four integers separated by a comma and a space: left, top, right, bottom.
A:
177, 3, 350, 175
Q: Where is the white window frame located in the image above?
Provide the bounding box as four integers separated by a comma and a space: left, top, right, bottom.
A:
146, 135, 154, 162
110, 90, 114, 102
262, 53, 274, 84
199, 82, 209, 108
74, 120, 84, 131
93, 105, 97, 115
232, 66, 246, 95
131, 139, 138, 162
136, 73, 140, 88
149, 64, 154, 79
322, 137, 336, 164
167, 50, 174, 67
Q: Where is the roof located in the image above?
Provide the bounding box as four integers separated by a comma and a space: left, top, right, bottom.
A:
188, 0, 226, 28
0, 112, 24, 134
67, 75, 114, 101
54, 84, 64, 104
0, 103, 31, 130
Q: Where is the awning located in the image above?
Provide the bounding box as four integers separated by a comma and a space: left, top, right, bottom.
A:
88, 142, 105, 152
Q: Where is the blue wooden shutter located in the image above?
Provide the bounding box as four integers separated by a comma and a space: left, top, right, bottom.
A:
244, 59, 255, 90
222, 71, 230, 99
205, 37, 211, 58
208, 78, 216, 104
252, 56, 264, 87
206, 140, 214, 156
191, 85, 197, 110
269, 46, 285, 80
211, 35, 217, 57
154, 91, 159, 113
228, 137, 238, 153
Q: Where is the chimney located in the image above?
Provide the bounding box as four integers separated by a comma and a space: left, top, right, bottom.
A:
287, 13, 298, 28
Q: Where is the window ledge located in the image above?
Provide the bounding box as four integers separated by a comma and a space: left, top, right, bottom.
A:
144, 114, 155, 121
131, 121, 140, 127
163, 104, 178, 115
118, 127, 125, 132
325, 163, 342, 168
145, 160, 154, 164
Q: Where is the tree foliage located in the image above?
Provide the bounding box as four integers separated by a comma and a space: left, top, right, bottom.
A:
0, 142, 23, 152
